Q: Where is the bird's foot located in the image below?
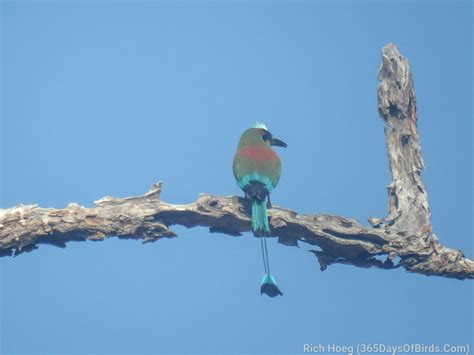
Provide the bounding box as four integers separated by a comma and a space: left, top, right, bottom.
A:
267, 195, 273, 209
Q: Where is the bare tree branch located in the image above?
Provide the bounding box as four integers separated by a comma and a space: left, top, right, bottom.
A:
375, 43, 430, 234
1, 43, 472, 280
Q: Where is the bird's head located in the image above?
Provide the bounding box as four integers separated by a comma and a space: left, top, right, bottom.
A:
239, 122, 287, 148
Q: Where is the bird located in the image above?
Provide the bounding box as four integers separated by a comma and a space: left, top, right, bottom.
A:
233, 123, 287, 297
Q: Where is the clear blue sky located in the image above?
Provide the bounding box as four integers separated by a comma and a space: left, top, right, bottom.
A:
1, 1, 472, 354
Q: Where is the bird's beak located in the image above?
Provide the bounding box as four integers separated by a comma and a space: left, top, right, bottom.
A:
270, 137, 287, 148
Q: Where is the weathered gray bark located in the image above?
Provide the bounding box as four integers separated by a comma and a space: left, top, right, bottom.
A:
375, 44, 430, 235
0, 44, 472, 280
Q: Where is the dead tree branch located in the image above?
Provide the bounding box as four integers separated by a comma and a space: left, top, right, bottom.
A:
1, 43, 472, 280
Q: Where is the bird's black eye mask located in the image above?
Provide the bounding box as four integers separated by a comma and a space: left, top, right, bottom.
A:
262, 130, 272, 142
262, 129, 288, 148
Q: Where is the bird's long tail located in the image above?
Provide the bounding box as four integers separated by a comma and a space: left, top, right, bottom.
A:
251, 199, 270, 233
251, 198, 283, 297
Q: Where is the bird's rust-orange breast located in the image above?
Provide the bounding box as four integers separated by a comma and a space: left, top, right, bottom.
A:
236, 144, 279, 163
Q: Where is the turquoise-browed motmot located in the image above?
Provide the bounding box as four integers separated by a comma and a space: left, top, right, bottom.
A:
233, 123, 287, 297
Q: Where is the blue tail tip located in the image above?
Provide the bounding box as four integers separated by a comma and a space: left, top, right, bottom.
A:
260, 273, 283, 297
